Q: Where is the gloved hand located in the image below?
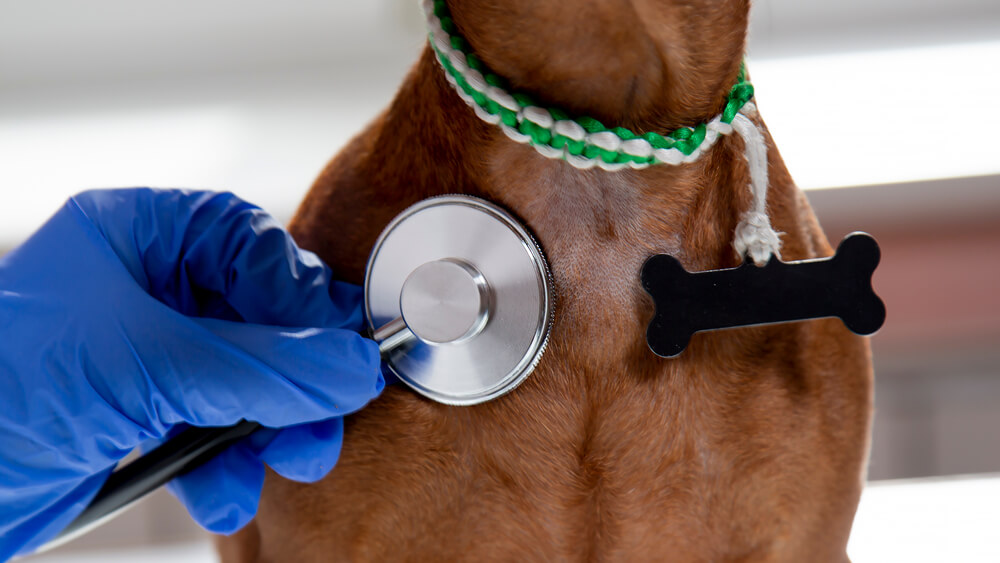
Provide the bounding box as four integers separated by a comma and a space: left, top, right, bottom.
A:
0, 188, 384, 559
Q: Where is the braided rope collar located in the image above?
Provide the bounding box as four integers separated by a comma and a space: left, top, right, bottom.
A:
421, 0, 781, 264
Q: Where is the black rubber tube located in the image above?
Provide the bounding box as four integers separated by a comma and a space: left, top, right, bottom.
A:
49, 420, 261, 547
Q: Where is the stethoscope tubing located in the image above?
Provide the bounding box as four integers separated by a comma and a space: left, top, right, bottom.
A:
39, 420, 261, 553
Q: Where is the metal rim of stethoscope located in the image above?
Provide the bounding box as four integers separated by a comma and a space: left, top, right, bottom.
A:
364, 194, 555, 406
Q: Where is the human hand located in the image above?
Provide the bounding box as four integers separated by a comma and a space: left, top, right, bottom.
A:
0, 189, 383, 558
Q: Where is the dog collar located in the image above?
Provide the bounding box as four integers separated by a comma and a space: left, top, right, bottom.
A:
421, 0, 781, 265
423, 0, 754, 172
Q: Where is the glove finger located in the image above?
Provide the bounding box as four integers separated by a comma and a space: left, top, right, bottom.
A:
167, 420, 340, 535
166, 443, 264, 534
250, 419, 344, 483
71, 189, 365, 330
104, 310, 383, 432
185, 318, 384, 427
178, 197, 366, 330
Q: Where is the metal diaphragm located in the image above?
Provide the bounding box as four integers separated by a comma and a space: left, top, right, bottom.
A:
364, 195, 553, 406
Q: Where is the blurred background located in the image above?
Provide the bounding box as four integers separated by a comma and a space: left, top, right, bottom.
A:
2, 0, 998, 561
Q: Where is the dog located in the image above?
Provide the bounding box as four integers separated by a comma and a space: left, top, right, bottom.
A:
217, 0, 873, 560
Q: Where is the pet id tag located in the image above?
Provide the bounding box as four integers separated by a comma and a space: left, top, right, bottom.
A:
641, 232, 886, 357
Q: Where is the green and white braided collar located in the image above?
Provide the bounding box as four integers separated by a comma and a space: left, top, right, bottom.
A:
420, 0, 781, 265
421, 0, 756, 172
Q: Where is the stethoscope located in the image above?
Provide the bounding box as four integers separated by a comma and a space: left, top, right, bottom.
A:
41, 195, 555, 551
39, 192, 886, 551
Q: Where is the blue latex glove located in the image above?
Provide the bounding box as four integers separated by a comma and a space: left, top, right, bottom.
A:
0, 188, 384, 559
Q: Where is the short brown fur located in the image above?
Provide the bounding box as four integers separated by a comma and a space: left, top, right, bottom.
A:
218, 1, 873, 560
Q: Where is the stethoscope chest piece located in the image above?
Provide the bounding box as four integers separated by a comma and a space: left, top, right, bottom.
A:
365, 195, 553, 405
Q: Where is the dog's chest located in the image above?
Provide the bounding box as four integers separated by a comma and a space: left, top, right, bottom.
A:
482, 154, 689, 359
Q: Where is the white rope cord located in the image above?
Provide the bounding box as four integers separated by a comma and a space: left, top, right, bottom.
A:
422, 0, 781, 264
731, 104, 782, 265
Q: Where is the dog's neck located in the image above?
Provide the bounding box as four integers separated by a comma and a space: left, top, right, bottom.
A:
438, 0, 750, 133
386, 0, 754, 178
424, 0, 754, 173
413, 0, 778, 266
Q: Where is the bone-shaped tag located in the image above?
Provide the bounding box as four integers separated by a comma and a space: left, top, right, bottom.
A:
641, 232, 886, 358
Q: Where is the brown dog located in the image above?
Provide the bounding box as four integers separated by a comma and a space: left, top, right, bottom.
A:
218, 1, 873, 560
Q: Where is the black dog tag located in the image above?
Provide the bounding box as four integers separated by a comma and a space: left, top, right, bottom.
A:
641, 232, 886, 358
